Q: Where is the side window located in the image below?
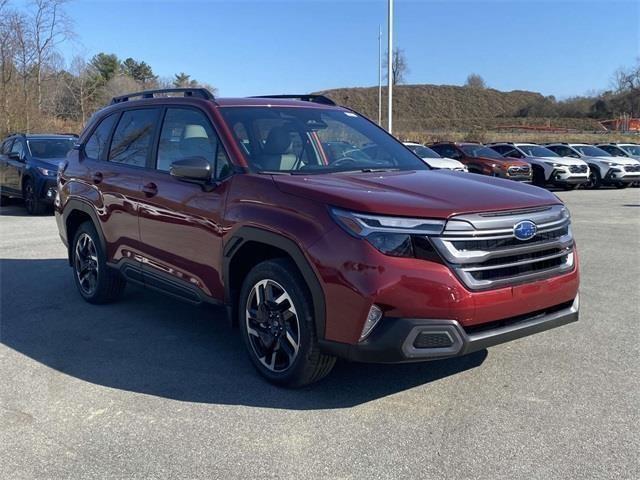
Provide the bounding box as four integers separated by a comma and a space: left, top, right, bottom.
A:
109, 109, 160, 167
10, 139, 24, 157
85, 114, 118, 161
1, 139, 13, 155
156, 108, 232, 179
433, 144, 458, 159
506, 149, 523, 159
491, 145, 510, 155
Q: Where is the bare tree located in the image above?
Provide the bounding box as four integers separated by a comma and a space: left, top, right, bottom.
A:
30, 0, 71, 112
64, 56, 101, 124
384, 47, 409, 85
465, 73, 486, 89
13, 13, 35, 131
0, 1, 16, 132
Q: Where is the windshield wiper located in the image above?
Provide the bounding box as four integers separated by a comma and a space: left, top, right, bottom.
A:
337, 168, 401, 173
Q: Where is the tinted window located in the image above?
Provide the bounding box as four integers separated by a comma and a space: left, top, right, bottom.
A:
621, 145, 640, 156
409, 145, 441, 159
431, 144, 459, 159
27, 139, 75, 159
518, 145, 558, 157
489, 145, 511, 155
1, 139, 13, 155
549, 146, 577, 157
109, 109, 159, 167
157, 108, 231, 179
573, 145, 611, 157
460, 145, 503, 159
10, 139, 24, 157
85, 114, 118, 161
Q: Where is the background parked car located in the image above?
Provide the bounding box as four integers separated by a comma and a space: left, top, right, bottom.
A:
545, 143, 640, 189
0, 133, 77, 214
488, 142, 589, 190
403, 142, 467, 171
428, 141, 532, 182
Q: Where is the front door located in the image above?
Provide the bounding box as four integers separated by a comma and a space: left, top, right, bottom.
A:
138, 106, 232, 302
5, 138, 26, 194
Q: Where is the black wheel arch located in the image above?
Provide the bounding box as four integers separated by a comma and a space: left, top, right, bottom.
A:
223, 226, 326, 340
62, 199, 108, 266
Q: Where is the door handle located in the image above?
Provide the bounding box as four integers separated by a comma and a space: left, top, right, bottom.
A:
142, 182, 158, 197
92, 172, 103, 184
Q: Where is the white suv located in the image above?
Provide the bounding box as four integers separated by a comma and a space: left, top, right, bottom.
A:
403, 142, 468, 172
488, 143, 589, 190
545, 143, 640, 189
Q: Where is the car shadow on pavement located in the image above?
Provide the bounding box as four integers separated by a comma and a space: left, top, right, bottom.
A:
0, 258, 487, 410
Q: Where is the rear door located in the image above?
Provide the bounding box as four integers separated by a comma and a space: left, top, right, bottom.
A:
137, 106, 232, 302
79, 108, 160, 271
5, 138, 26, 193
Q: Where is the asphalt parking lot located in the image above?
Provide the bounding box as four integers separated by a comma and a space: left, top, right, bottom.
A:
1, 188, 639, 480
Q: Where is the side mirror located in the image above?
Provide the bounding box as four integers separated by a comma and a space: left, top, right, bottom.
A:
170, 156, 216, 190
8, 152, 22, 161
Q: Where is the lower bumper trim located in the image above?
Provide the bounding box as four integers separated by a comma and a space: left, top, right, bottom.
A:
320, 295, 579, 363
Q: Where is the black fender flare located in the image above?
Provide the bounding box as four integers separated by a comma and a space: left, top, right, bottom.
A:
223, 226, 326, 340
61, 198, 108, 265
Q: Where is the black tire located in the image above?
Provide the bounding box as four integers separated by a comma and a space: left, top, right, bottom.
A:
586, 167, 601, 189
239, 258, 336, 387
23, 177, 48, 215
615, 182, 628, 189
532, 166, 546, 187
71, 221, 126, 304
563, 184, 578, 191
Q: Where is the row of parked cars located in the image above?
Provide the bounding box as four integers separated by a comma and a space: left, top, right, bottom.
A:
403, 141, 640, 190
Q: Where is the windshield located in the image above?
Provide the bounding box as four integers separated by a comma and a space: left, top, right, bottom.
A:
407, 145, 441, 159
27, 138, 75, 159
621, 145, 640, 156
518, 145, 559, 157
219, 107, 428, 174
460, 145, 503, 159
573, 145, 611, 157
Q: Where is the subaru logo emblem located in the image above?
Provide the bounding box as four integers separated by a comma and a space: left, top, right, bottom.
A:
513, 220, 537, 241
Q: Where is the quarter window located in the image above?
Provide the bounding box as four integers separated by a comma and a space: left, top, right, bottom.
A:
85, 114, 118, 161
109, 109, 160, 167
1, 139, 13, 155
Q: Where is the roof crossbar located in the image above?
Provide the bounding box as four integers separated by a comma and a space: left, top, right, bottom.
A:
110, 88, 215, 105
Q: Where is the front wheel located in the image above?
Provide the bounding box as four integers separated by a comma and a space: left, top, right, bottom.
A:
615, 182, 628, 189
23, 178, 48, 215
563, 184, 578, 191
72, 221, 126, 304
585, 169, 602, 189
239, 258, 335, 387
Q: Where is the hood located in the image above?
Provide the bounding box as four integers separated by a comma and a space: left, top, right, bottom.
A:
32, 156, 67, 169
582, 155, 639, 166
273, 170, 560, 219
421, 157, 465, 170
532, 156, 587, 166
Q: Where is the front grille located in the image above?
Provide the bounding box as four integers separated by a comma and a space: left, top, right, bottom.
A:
508, 165, 531, 176
430, 205, 575, 290
625, 164, 640, 173
569, 165, 588, 174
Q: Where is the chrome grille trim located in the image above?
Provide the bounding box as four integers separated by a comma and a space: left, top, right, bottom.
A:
430, 205, 574, 290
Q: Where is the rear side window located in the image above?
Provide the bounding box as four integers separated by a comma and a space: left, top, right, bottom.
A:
109, 109, 160, 167
490, 145, 511, 155
431, 144, 458, 159
1, 139, 13, 154
157, 108, 231, 179
85, 114, 118, 161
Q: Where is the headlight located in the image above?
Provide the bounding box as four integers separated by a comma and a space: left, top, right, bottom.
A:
545, 162, 566, 168
605, 162, 622, 167
36, 166, 56, 176
330, 208, 445, 257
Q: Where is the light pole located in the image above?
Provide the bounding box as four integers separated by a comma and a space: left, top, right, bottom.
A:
387, 0, 393, 133
378, 25, 382, 126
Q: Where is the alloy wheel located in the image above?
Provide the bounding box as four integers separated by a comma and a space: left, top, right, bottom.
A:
245, 279, 300, 372
24, 182, 35, 213
74, 233, 99, 295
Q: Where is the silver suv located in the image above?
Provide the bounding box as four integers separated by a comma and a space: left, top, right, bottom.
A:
545, 143, 640, 189
488, 143, 589, 190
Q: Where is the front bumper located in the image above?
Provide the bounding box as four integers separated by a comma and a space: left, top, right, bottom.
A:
604, 169, 640, 184
38, 178, 58, 203
321, 295, 579, 363
552, 171, 589, 185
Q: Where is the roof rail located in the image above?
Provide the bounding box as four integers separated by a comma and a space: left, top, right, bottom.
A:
250, 94, 337, 106
110, 88, 215, 105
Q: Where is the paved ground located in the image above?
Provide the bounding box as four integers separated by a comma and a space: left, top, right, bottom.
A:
1, 188, 639, 480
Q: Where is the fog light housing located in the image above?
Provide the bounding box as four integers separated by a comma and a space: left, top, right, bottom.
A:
46, 188, 56, 199
359, 304, 383, 342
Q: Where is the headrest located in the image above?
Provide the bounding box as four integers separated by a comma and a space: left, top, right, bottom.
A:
263, 126, 292, 155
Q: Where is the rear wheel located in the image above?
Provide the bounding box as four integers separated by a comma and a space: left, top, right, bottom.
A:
72, 221, 126, 304
23, 178, 47, 215
239, 258, 335, 387
563, 184, 578, 191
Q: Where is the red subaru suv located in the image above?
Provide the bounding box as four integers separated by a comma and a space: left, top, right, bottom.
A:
430, 141, 532, 182
55, 89, 579, 386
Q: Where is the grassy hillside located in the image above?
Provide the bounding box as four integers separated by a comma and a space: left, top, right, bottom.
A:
317, 84, 605, 133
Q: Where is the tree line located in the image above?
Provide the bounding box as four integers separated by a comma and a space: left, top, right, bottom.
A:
0, 0, 215, 137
